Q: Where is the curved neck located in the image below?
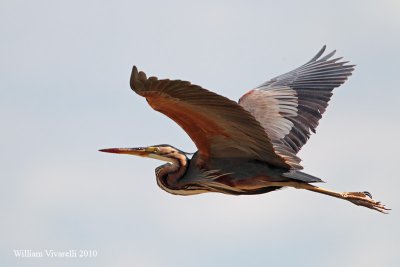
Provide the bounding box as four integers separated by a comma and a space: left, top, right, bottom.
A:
156, 152, 189, 193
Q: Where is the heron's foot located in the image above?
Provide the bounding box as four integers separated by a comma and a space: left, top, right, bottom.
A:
342, 191, 390, 214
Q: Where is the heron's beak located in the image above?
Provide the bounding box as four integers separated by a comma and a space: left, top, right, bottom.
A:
99, 147, 157, 157
99, 146, 173, 162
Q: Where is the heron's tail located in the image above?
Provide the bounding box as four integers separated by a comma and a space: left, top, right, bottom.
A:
282, 170, 324, 183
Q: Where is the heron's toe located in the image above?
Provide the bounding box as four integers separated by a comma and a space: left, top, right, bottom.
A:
363, 191, 372, 198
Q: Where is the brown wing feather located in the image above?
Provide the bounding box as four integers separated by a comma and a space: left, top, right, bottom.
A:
130, 66, 291, 168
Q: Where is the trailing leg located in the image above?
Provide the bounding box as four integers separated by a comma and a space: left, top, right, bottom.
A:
267, 181, 390, 213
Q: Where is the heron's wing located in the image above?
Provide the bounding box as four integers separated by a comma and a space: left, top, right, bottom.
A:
130, 66, 292, 168
239, 46, 355, 169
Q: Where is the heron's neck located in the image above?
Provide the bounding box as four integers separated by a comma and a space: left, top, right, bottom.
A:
156, 153, 188, 189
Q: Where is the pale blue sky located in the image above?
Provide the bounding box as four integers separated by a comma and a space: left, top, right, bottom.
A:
1, 0, 399, 266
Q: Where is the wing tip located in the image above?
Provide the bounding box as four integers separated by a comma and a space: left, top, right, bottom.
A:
130, 65, 139, 90
309, 46, 356, 78
309, 46, 356, 66
307, 45, 327, 63
130, 65, 149, 93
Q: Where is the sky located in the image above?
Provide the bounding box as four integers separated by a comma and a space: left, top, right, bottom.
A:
1, 0, 399, 266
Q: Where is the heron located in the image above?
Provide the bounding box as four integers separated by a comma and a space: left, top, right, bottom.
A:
100, 46, 389, 213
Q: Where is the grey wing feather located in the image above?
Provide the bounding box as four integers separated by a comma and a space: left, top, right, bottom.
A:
239, 46, 355, 169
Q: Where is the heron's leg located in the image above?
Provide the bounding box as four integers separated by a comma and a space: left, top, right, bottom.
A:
270, 181, 390, 213
304, 185, 390, 213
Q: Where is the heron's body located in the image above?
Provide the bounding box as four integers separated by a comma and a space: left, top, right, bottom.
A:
100, 46, 389, 213
160, 152, 321, 196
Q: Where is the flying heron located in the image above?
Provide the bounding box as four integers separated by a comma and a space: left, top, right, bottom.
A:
100, 46, 389, 213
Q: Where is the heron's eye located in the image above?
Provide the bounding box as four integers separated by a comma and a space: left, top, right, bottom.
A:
154, 147, 159, 152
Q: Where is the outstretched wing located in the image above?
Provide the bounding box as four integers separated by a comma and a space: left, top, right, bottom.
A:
239, 46, 355, 169
130, 66, 292, 169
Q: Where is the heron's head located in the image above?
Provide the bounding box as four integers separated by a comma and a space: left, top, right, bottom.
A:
99, 145, 189, 162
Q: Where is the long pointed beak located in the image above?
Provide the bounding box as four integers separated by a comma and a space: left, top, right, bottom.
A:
99, 147, 150, 157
